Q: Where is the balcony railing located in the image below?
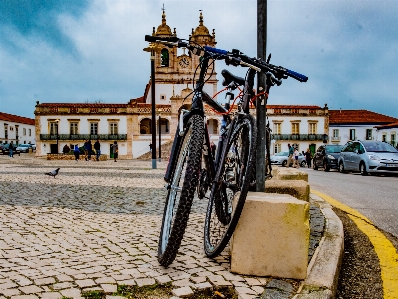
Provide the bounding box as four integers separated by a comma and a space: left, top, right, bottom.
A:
40, 134, 127, 141
271, 134, 328, 141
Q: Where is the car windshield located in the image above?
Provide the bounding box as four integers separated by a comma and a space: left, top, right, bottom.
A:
19, 145, 29, 147
275, 152, 288, 156
361, 141, 398, 153
326, 145, 343, 153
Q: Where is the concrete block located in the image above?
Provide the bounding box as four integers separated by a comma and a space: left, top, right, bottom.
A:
277, 168, 308, 182
231, 192, 310, 279
265, 180, 310, 202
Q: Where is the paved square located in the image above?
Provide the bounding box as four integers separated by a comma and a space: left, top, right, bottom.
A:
0, 155, 266, 298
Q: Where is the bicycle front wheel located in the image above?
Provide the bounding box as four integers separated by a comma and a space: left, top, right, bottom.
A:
158, 114, 204, 266
204, 114, 257, 258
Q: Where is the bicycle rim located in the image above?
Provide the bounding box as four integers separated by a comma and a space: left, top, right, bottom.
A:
158, 114, 204, 266
204, 115, 257, 258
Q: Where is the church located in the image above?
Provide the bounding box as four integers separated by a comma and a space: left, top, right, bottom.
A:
34, 10, 329, 159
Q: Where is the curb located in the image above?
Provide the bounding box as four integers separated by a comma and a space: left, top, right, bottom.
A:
293, 193, 344, 299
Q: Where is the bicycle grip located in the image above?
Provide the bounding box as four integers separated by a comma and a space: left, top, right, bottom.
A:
144, 35, 179, 43
204, 46, 228, 55
286, 69, 308, 82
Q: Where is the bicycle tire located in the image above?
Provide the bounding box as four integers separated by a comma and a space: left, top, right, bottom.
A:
158, 114, 204, 266
204, 114, 257, 258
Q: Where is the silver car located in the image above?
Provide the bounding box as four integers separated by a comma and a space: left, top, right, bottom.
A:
16, 144, 30, 153
269, 151, 306, 167
338, 140, 398, 175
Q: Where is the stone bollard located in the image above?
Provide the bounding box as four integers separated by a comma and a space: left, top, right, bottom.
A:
230, 192, 310, 279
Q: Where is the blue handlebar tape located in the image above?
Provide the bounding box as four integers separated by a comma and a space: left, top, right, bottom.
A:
286, 69, 308, 82
204, 46, 228, 55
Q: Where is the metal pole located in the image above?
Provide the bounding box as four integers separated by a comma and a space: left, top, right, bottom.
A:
56, 122, 59, 154
158, 116, 162, 162
151, 50, 157, 169
256, 0, 267, 192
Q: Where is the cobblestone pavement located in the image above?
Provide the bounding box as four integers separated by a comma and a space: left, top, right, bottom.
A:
0, 155, 319, 299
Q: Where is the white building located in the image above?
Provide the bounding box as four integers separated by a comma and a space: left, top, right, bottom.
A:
0, 112, 35, 145
328, 110, 398, 146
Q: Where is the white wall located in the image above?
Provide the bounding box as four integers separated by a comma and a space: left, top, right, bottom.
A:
0, 120, 35, 145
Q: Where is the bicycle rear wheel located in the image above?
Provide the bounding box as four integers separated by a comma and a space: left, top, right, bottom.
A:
204, 114, 257, 258
158, 114, 204, 266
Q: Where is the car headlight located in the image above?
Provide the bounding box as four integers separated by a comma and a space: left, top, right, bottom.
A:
368, 154, 380, 161
327, 154, 335, 160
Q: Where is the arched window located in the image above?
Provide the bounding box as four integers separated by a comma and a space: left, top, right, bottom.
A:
157, 118, 170, 134
140, 118, 152, 134
161, 49, 169, 67
207, 119, 219, 135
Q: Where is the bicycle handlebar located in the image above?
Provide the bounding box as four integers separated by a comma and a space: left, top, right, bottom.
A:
144, 35, 308, 83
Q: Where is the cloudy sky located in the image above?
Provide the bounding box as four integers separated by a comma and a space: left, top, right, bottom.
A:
1, 0, 397, 119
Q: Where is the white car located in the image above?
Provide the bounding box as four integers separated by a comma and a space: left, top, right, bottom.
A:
269, 151, 306, 167
30, 144, 36, 150
16, 144, 30, 153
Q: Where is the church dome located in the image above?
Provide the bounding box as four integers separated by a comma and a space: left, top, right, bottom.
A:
155, 11, 173, 36
190, 12, 216, 45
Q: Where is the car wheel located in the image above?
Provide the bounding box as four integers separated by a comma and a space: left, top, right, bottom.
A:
313, 161, 318, 170
360, 162, 368, 176
339, 161, 346, 173
323, 161, 330, 172
282, 160, 287, 167
300, 161, 306, 167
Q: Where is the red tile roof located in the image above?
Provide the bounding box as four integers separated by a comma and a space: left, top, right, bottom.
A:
0, 112, 35, 126
36, 103, 128, 108
267, 105, 321, 109
375, 122, 398, 129
329, 110, 398, 125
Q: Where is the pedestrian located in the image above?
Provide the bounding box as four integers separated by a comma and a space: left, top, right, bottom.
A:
293, 147, 300, 168
210, 141, 217, 159
149, 143, 152, 152
62, 144, 70, 154
73, 144, 80, 161
9, 142, 14, 158
94, 139, 101, 161
305, 148, 312, 168
84, 140, 92, 161
112, 141, 118, 162
287, 143, 294, 167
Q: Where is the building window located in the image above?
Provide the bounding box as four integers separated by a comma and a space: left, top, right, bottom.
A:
273, 123, 281, 134
70, 123, 78, 135
90, 123, 98, 135
4, 125, 8, 139
160, 94, 166, 101
22, 128, 26, 136
292, 123, 300, 134
349, 129, 356, 140
309, 123, 317, 134
161, 49, 169, 67
391, 133, 396, 146
382, 133, 387, 142
140, 118, 152, 134
50, 122, 58, 135
333, 129, 339, 139
110, 123, 118, 135
366, 129, 372, 140
29, 129, 31, 136
274, 143, 281, 154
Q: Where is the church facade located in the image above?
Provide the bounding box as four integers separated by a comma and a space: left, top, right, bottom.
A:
34, 11, 330, 159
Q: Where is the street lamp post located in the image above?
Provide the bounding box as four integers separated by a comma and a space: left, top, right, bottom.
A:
143, 41, 162, 169
158, 114, 162, 162
56, 119, 60, 154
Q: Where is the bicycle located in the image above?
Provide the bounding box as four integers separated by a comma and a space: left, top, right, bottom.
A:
144, 35, 308, 266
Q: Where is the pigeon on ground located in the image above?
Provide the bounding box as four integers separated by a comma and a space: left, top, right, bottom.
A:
45, 168, 60, 178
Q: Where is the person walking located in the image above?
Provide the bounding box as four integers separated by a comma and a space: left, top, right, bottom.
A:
293, 147, 300, 168
9, 142, 14, 158
112, 141, 118, 162
210, 141, 217, 159
305, 148, 312, 168
73, 145, 80, 161
287, 143, 294, 167
94, 139, 101, 161
62, 144, 70, 154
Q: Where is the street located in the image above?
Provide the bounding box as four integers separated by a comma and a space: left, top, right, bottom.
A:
299, 167, 398, 238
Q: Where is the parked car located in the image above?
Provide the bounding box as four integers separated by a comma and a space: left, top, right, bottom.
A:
338, 140, 398, 175
1, 144, 21, 156
30, 144, 36, 150
269, 151, 306, 167
313, 144, 343, 171
16, 144, 31, 153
